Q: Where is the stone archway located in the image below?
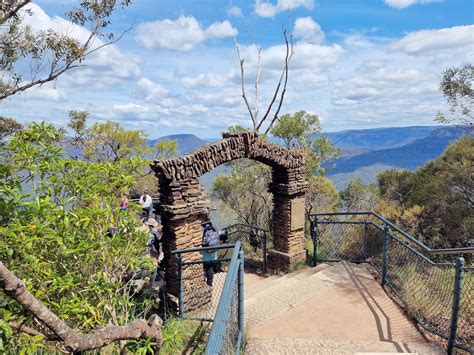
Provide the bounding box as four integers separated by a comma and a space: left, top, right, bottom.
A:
150, 132, 308, 299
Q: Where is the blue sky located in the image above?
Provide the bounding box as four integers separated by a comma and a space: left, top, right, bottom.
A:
2, 0, 473, 138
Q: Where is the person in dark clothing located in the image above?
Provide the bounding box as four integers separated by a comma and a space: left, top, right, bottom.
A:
201, 222, 220, 287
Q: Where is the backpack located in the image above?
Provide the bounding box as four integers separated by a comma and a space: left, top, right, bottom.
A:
203, 228, 220, 247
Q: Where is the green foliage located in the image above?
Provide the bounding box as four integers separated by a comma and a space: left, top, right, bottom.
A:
436, 63, 473, 127
67, 110, 89, 149
306, 175, 339, 215
84, 121, 149, 163
340, 177, 378, 211
0, 122, 156, 351
211, 160, 272, 228
271, 111, 320, 149
377, 169, 416, 207
377, 136, 474, 249
271, 111, 339, 176
226, 125, 250, 134
131, 139, 179, 196
154, 139, 179, 160
160, 319, 208, 354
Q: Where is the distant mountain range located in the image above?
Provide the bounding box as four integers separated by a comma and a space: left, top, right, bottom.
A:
326, 126, 468, 188
324, 126, 440, 150
149, 125, 470, 190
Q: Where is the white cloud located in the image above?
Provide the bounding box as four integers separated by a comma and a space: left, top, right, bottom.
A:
255, 0, 314, 18
384, 0, 441, 9
20, 3, 141, 88
22, 3, 91, 42
333, 67, 438, 103
293, 17, 325, 44
392, 25, 474, 56
240, 42, 344, 74
179, 73, 231, 88
97, 102, 171, 121
227, 6, 243, 17
134, 78, 169, 103
20, 82, 68, 102
8, 4, 473, 136
135, 16, 238, 51
205, 20, 238, 38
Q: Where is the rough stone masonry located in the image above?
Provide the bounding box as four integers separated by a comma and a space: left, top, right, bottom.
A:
150, 132, 308, 309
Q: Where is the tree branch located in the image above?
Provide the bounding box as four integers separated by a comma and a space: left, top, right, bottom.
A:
263, 29, 294, 135
0, 0, 31, 22
9, 321, 59, 341
0, 261, 162, 353
235, 39, 256, 130
0, 20, 133, 101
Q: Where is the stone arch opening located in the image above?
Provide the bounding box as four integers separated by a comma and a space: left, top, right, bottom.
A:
150, 132, 308, 298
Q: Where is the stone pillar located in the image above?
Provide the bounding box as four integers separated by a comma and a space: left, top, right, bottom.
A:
268, 166, 307, 270
158, 176, 212, 312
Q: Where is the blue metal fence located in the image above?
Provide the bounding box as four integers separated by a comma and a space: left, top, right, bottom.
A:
172, 242, 244, 354
310, 212, 473, 354
205, 241, 244, 354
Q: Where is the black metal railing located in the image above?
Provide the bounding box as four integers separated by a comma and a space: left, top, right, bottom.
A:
171, 242, 244, 354
310, 212, 473, 354
221, 223, 269, 274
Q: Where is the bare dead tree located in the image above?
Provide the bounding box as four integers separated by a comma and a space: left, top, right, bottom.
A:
0, 261, 163, 353
234, 28, 294, 134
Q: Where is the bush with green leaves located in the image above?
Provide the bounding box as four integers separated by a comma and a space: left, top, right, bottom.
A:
0, 122, 156, 352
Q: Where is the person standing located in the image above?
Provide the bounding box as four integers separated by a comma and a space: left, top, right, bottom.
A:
140, 191, 153, 218
146, 218, 163, 289
201, 222, 220, 287
119, 192, 129, 212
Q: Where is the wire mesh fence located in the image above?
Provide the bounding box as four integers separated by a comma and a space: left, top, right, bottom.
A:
385, 234, 455, 341
178, 251, 233, 321
311, 212, 473, 353
316, 220, 367, 262
458, 267, 473, 350
212, 272, 240, 355
172, 243, 244, 354
221, 224, 269, 274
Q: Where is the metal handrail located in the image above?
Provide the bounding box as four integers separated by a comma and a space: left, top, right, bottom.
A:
312, 211, 474, 255
205, 241, 244, 354
221, 223, 270, 234
171, 243, 235, 255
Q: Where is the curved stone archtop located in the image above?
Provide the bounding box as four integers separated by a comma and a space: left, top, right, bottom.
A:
151, 132, 306, 181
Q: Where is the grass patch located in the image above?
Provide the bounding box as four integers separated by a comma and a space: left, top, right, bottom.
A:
160, 318, 209, 354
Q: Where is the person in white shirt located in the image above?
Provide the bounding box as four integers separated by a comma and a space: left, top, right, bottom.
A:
139, 191, 153, 218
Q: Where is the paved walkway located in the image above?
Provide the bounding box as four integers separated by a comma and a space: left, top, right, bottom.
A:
244, 262, 444, 354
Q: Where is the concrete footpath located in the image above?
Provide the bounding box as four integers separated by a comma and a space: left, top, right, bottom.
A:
244, 262, 444, 354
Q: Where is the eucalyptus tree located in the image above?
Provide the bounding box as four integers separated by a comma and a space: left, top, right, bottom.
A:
436, 63, 473, 128
0, 0, 132, 100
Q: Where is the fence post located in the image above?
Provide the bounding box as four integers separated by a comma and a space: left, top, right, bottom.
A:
238, 248, 245, 343
177, 254, 184, 317
447, 256, 465, 354
381, 225, 390, 287
311, 216, 318, 267
363, 222, 368, 261
262, 231, 267, 274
